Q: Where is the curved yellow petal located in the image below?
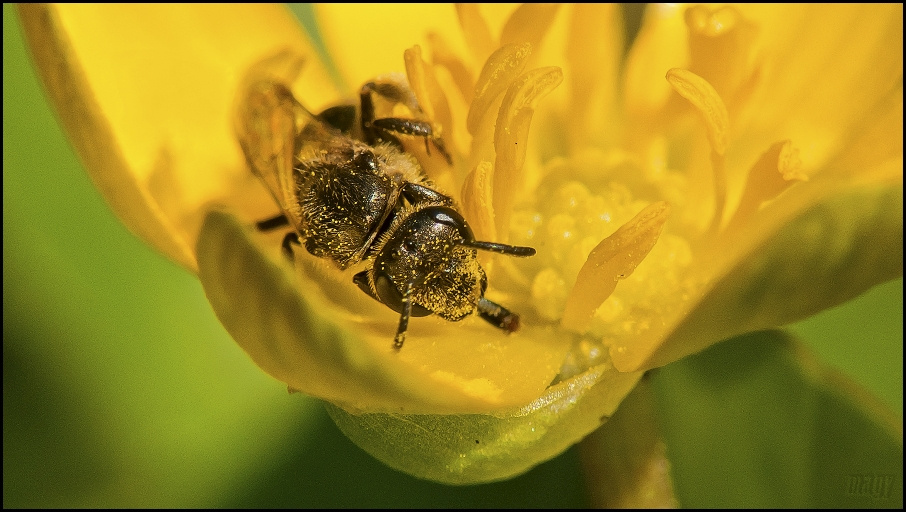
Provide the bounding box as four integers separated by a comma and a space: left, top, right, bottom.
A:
19, 5, 333, 271
733, 4, 903, 173
690, 185, 898, 372
826, 86, 903, 183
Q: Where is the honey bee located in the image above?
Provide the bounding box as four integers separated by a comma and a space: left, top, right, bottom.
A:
237, 74, 535, 350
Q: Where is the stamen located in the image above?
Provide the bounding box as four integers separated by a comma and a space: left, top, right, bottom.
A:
493, 66, 563, 238
561, 201, 671, 334
708, 150, 727, 234
685, 5, 740, 38
725, 140, 806, 232
500, 4, 561, 49
665, 69, 728, 157
460, 160, 498, 244
566, 4, 623, 150
427, 32, 475, 105
455, 4, 496, 64
403, 46, 438, 121
403, 46, 453, 153
466, 42, 532, 135
666, 68, 729, 233
684, 5, 757, 102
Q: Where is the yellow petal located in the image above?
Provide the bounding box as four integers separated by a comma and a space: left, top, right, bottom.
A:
612, 171, 902, 372
734, 4, 903, 172
824, 86, 903, 185
19, 4, 332, 271
613, 168, 900, 374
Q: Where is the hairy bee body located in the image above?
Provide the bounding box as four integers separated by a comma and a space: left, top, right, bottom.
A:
238, 75, 534, 349
291, 133, 409, 268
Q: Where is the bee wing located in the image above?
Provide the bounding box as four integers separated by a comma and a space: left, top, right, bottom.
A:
236, 80, 310, 228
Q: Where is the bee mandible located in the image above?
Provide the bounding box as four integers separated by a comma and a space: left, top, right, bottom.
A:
237, 73, 535, 350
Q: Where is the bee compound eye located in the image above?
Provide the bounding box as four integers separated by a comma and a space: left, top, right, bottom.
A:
374, 274, 401, 309
417, 206, 474, 243
374, 274, 431, 317
425, 207, 459, 227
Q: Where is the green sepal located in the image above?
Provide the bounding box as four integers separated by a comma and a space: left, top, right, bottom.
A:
326, 364, 642, 485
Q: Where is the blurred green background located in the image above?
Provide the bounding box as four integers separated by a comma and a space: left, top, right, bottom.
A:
4, 5, 901, 507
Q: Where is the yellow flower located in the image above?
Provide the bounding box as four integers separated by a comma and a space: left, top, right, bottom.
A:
20, 4, 902, 484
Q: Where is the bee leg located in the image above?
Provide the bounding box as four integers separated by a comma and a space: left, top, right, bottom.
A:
360, 80, 419, 133
256, 213, 289, 232
370, 118, 453, 165
393, 282, 415, 350
401, 182, 455, 206
477, 297, 521, 333
255, 214, 298, 262
360, 80, 453, 165
281, 232, 300, 261
430, 132, 452, 164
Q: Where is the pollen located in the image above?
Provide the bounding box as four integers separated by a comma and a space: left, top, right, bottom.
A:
494, 146, 697, 379
504, 155, 693, 336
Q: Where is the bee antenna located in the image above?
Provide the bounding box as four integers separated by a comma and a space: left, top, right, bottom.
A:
462, 240, 536, 257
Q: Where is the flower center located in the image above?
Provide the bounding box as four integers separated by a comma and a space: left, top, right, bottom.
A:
494, 149, 694, 378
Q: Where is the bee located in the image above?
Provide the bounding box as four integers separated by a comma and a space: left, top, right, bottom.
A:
237, 74, 535, 350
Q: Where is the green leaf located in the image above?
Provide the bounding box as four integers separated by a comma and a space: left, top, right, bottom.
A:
326, 364, 643, 485
652, 330, 903, 508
